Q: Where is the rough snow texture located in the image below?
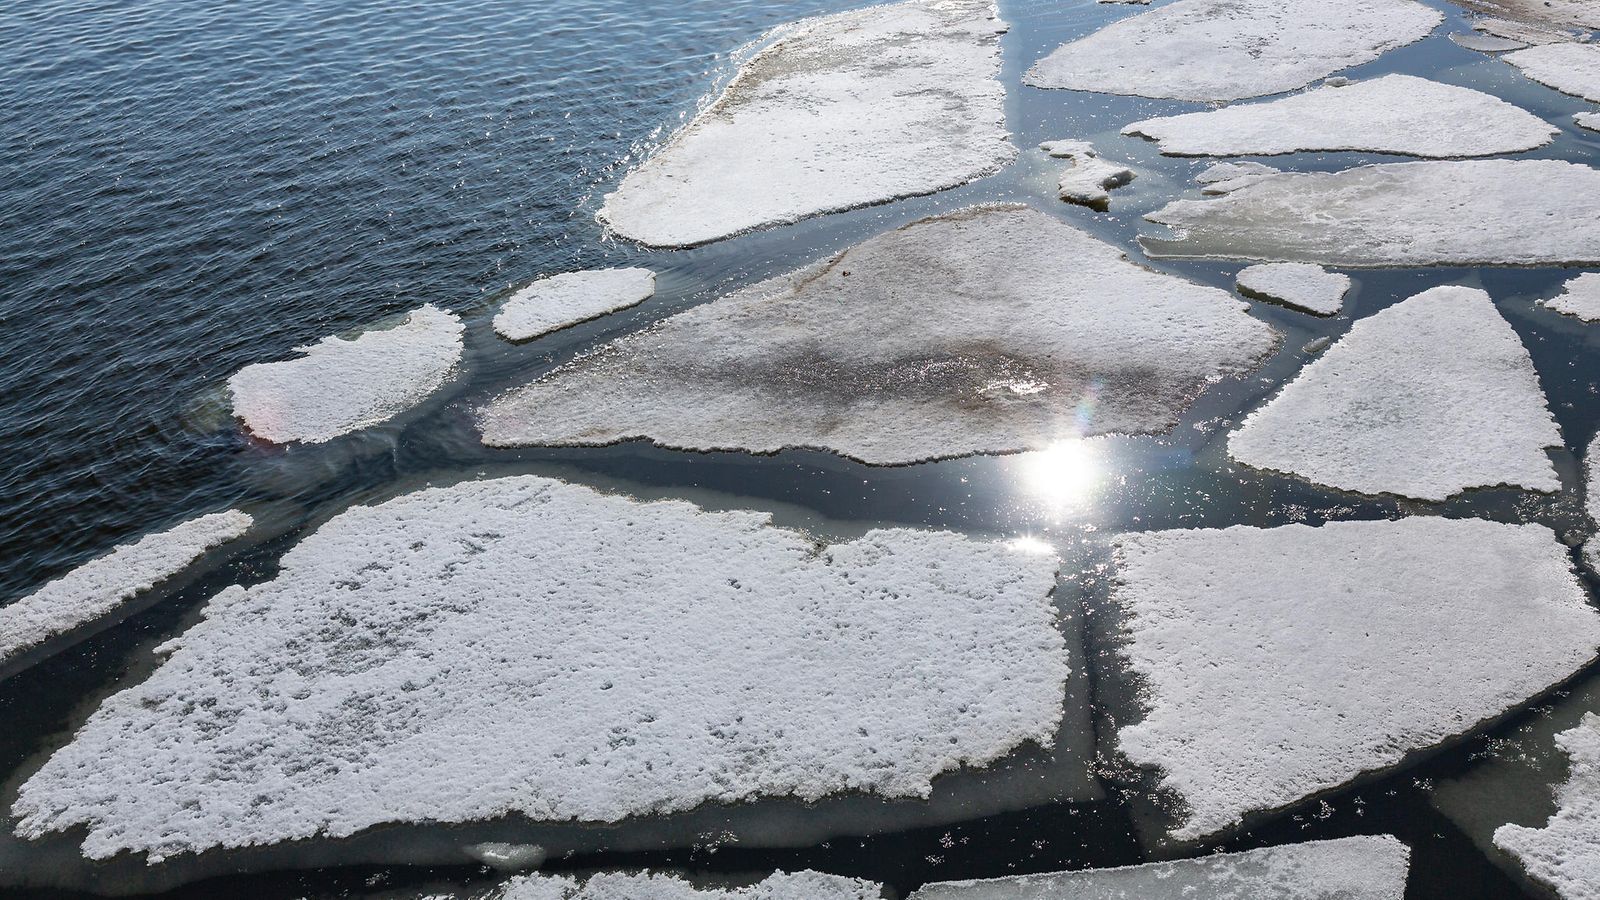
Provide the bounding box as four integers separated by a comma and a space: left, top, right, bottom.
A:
481, 205, 1278, 464
228, 305, 463, 444
0, 511, 252, 669
12, 476, 1068, 861
1461, 0, 1600, 30
1541, 273, 1600, 321
499, 871, 883, 900
1451, 31, 1528, 51
910, 836, 1411, 899
1577, 112, 1600, 131
1229, 286, 1560, 500
1506, 43, 1600, 102
1041, 141, 1134, 209
1235, 263, 1350, 316
1496, 714, 1600, 899
597, 0, 1011, 248
1122, 74, 1555, 157
494, 269, 656, 342
1024, 0, 1442, 101
1112, 517, 1600, 840
1143, 160, 1600, 266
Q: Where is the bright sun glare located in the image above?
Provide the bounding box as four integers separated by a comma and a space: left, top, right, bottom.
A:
1017, 439, 1104, 513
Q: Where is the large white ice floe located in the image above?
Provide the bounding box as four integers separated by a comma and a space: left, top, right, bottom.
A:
480, 205, 1278, 464
596, 0, 1011, 248
0, 511, 252, 670
908, 835, 1411, 899
1235, 263, 1350, 316
1228, 286, 1560, 500
1122, 74, 1556, 157
1142, 160, 1600, 266
228, 305, 463, 444
497, 870, 883, 900
1040, 140, 1135, 209
11, 475, 1069, 862
1495, 714, 1600, 899
1505, 43, 1600, 102
1541, 273, 1600, 321
1023, 0, 1441, 102
494, 268, 656, 342
1110, 516, 1600, 841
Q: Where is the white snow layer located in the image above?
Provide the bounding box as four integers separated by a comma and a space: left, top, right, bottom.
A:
0, 511, 253, 669
228, 305, 464, 444
1142, 160, 1600, 266
1122, 74, 1556, 157
1577, 112, 1600, 131
1541, 273, 1600, 321
1023, 0, 1442, 102
1496, 714, 1600, 900
1040, 140, 1135, 208
479, 205, 1279, 464
498, 870, 883, 900
11, 475, 1069, 862
909, 836, 1411, 899
1506, 42, 1600, 102
494, 269, 656, 342
596, 0, 1012, 248
1111, 516, 1600, 841
1235, 263, 1350, 316
1229, 286, 1560, 500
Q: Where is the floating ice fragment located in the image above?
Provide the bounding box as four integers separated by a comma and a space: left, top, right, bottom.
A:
1451, 31, 1529, 51
1195, 161, 1279, 184
498, 870, 882, 900
1123, 75, 1556, 157
1540, 273, 1600, 321
1024, 0, 1441, 102
597, 0, 1011, 248
494, 269, 656, 342
1577, 111, 1600, 130
1495, 714, 1600, 899
480, 205, 1278, 464
465, 842, 547, 872
1111, 516, 1600, 840
1505, 42, 1600, 102
1235, 263, 1350, 316
1040, 140, 1134, 209
909, 836, 1410, 899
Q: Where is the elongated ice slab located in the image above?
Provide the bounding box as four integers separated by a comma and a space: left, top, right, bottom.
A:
1123, 74, 1555, 157
1235, 263, 1350, 316
1041, 140, 1135, 209
1024, 0, 1441, 101
1229, 286, 1559, 500
481, 205, 1278, 464
909, 836, 1410, 899
228, 305, 463, 443
1495, 714, 1600, 899
494, 269, 656, 342
1506, 43, 1600, 102
0, 511, 252, 670
1541, 273, 1600, 321
1112, 517, 1600, 840
1196, 161, 1278, 184
12, 476, 1068, 861
1451, 31, 1528, 51
597, 0, 1011, 248
499, 871, 883, 900
1143, 160, 1600, 266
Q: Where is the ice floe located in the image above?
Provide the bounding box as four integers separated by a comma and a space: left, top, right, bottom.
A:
228, 305, 463, 444
596, 0, 1011, 248
1122, 74, 1556, 157
1235, 263, 1350, 316
1540, 272, 1600, 321
1495, 714, 1600, 899
1451, 31, 1529, 51
480, 205, 1278, 464
1040, 140, 1134, 209
1111, 516, 1600, 840
494, 268, 656, 342
1506, 42, 1600, 102
497, 871, 883, 900
0, 511, 252, 671
1196, 161, 1278, 183
1228, 286, 1560, 500
1143, 160, 1600, 266
909, 836, 1410, 899
1023, 0, 1442, 102
12, 475, 1068, 861
1578, 111, 1600, 130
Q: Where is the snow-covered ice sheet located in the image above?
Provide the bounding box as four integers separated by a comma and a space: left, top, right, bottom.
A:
1540, 273, 1600, 321
1577, 112, 1600, 131
1496, 714, 1600, 899
1228, 286, 1560, 500
1111, 516, 1600, 840
1459, 0, 1600, 30
480, 205, 1278, 464
494, 269, 656, 342
498, 870, 883, 900
597, 0, 1012, 248
1505, 42, 1600, 102
1235, 263, 1350, 316
12, 475, 1069, 862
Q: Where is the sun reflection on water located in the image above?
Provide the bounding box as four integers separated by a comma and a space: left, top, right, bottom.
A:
1016, 439, 1105, 516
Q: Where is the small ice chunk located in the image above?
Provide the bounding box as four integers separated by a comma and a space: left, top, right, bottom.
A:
0, 511, 252, 670
1577, 111, 1600, 130
909, 836, 1411, 899
1495, 714, 1600, 899
1041, 140, 1134, 209
228, 305, 463, 444
1024, 0, 1443, 102
1229, 286, 1560, 500
1195, 161, 1279, 184
1539, 272, 1600, 321
494, 269, 656, 342
465, 842, 547, 872
1302, 336, 1333, 354
1143, 159, 1600, 267
598, 0, 1012, 248
1112, 516, 1600, 840
1235, 263, 1350, 316
1505, 42, 1600, 102
499, 870, 883, 900
1451, 31, 1529, 51
1123, 74, 1556, 157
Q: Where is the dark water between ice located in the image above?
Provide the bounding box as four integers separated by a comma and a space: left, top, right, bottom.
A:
3, 0, 1600, 896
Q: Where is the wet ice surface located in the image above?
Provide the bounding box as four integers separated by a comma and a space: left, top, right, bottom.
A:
1023, 0, 1442, 101
1540, 273, 1600, 321
1234, 264, 1350, 316
496, 870, 883, 900
1504, 42, 1600, 102
1451, 31, 1529, 51
1110, 517, 1600, 841
596, 0, 1011, 247
1494, 715, 1600, 899
494, 269, 657, 343
1228, 286, 1561, 501
908, 836, 1410, 900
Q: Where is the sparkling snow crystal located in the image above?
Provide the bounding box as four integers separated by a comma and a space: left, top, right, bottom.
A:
480, 205, 1278, 464
494, 268, 656, 342
1505, 43, 1600, 103
498, 870, 883, 900
1540, 273, 1600, 321
1112, 517, 1600, 841
597, 0, 1012, 248
1495, 714, 1600, 900
1235, 263, 1350, 316
12, 475, 1068, 861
